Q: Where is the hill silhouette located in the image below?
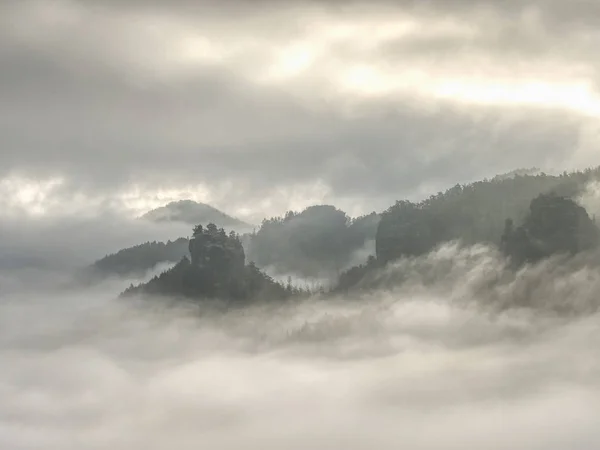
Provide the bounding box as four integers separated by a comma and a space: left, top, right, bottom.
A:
337, 167, 600, 291
122, 223, 303, 302
376, 167, 600, 264
246, 206, 379, 278
140, 200, 252, 230
89, 238, 190, 279
84, 166, 600, 299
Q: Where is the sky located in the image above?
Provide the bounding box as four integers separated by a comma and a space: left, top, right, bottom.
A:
2, 0, 600, 222
4, 4, 600, 446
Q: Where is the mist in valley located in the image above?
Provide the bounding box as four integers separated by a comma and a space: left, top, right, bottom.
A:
2, 240, 600, 450
5, 0, 600, 447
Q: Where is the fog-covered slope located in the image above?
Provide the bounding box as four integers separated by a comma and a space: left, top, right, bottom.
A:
140, 200, 252, 230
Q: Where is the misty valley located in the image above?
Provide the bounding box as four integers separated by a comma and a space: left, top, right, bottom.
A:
89, 167, 600, 314
3, 169, 600, 449
7, 0, 600, 446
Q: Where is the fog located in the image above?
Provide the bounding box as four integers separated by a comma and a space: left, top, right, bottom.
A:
2, 244, 600, 449
258, 240, 377, 290
0, 214, 190, 271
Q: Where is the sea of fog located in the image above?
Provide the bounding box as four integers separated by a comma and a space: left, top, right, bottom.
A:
2, 241, 600, 449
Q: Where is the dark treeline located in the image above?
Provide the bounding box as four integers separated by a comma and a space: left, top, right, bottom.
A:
89, 206, 379, 280
337, 168, 600, 291
501, 193, 599, 267
123, 224, 305, 302
140, 199, 252, 229
376, 167, 600, 265
246, 205, 380, 277
91, 238, 190, 277
90, 166, 600, 303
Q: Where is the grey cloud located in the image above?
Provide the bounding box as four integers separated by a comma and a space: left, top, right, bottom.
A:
0, 38, 582, 206
0, 212, 190, 274
1, 0, 599, 217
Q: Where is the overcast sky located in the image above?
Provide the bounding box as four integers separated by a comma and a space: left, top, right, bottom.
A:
2, 0, 600, 222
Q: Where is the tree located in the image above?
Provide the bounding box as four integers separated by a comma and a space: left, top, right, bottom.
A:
247, 205, 379, 277
376, 201, 443, 264
501, 193, 599, 266
122, 223, 301, 303
375, 167, 600, 264
89, 238, 189, 278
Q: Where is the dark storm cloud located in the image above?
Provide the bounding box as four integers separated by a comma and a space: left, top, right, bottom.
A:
1, 0, 599, 217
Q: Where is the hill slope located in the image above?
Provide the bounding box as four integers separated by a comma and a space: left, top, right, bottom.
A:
333, 167, 600, 292
376, 167, 600, 264
140, 200, 252, 230
89, 238, 190, 278
122, 223, 301, 302
246, 206, 380, 278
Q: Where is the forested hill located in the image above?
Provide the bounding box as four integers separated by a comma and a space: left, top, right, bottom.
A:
246, 206, 380, 278
376, 167, 600, 264
122, 191, 600, 303
500, 192, 599, 266
89, 166, 600, 295
89, 238, 190, 278
123, 224, 302, 302
140, 200, 252, 230
337, 191, 600, 292
86, 206, 379, 281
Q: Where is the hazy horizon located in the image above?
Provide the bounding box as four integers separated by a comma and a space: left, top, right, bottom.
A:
3, 0, 600, 448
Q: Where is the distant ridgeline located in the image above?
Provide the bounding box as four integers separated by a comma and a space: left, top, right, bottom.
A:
500, 193, 599, 267
92, 166, 600, 299
336, 168, 600, 291
88, 205, 379, 281
376, 168, 600, 264
90, 200, 250, 279
246, 205, 380, 277
122, 223, 302, 302
90, 238, 190, 278
140, 200, 252, 230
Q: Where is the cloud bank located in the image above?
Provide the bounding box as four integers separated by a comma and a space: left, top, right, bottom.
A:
2, 242, 600, 449
2, 0, 600, 220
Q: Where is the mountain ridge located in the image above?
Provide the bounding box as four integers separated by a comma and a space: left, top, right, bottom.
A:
139, 200, 253, 230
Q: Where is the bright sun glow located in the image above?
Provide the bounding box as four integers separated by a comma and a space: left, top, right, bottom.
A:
122, 11, 600, 120
175, 35, 224, 65
434, 79, 600, 117
0, 176, 65, 217
337, 64, 600, 118
265, 43, 315, 80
